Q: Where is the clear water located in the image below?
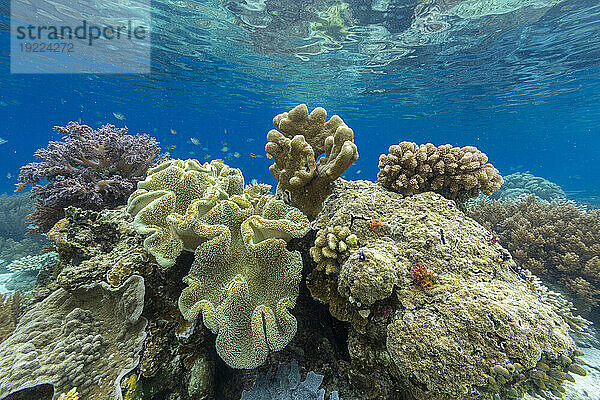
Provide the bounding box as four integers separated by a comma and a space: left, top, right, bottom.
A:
1, 0, 599, 199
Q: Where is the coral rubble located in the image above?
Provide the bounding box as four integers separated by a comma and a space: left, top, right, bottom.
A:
307, 179, 578, 400
377, 141, 503, 202
0, 275, 147, 400
128, 158, 310, 369
16, 122, 167, 232
265, 104, 358, 218
467, 195, 600, 311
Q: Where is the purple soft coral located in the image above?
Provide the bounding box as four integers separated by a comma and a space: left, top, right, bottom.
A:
16, 121, 168, 232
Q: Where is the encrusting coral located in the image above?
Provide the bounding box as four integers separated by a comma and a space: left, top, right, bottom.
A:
127, 158, 310, 369
265, 104, 359, 219
306, 179, 580, 400
467, 195, 600, 311
15, 122, 167, 232
0, 275, 147, 400
377, 141, 503, 202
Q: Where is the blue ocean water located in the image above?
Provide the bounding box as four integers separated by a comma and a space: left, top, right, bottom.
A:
0, 0, 598, 201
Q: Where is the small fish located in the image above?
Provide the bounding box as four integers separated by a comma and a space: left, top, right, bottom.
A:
0, 138, 6, 145
190, 137, 200, 145
204, 154, 211, 159
164, 144, 176, 150
233, 152, 240, 158
113, 112, 125, 120
356, 170, 361, 174
170, 129, 177, 135
221, 140, 227, 146
224, 128, 227, 135
247, 138, 255, 142
250, 152, 256, 158
189, 151, 196, 155
214, 158, 224, 163
6, 172, 11, 179
266, 153, 272, 159
221, 146, 228, 152
250, 179, 258, 184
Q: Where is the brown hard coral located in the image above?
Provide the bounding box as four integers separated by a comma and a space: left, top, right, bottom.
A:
467, 195, 600, 311
265, 104, 359, 219
377, 141, 503, 202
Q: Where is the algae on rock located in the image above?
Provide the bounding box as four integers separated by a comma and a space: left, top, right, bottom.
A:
0, 275, 147, 400
308, 179, 578, 400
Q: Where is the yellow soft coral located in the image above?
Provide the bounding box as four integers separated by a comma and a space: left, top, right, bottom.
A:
127, 159, 310, 369
57, 387, 79, 400
266, 104, 359, 218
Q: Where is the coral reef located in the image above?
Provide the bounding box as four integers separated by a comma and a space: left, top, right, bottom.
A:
42, 207, 154, 296
490, 172, 566, 201
519, 269, 593, 343
4, 253, 59, 292
265, 104, 358, 219
377, 141, 503, 202
241, 360, 339, 400
310, 226, 358, 274
0, 275, 147, 400
306, 179, 578, 400
0, 291, 20, 344
6, 252, 58, 272
128, 158, 310, 369
0, 192, 48, 269
467, 195, 600, 311
16, 122, 167, 232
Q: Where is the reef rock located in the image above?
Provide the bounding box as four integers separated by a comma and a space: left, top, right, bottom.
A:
0, 275, 147, 400
309, 179, 577, 400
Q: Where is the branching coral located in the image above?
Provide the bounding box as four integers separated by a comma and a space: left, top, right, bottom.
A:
127, 158, 310, 369
377, 141, 503, 202
16, 122, 167, 232
467, 195, 600, 311
310, 226, 358, 274
6, 252, 58, 273
265, 104, 358, 219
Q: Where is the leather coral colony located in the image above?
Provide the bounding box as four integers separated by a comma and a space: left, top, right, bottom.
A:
126, 158, 309, 369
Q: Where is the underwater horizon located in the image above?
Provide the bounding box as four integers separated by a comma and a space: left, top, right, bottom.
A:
1, 0, 600, 399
